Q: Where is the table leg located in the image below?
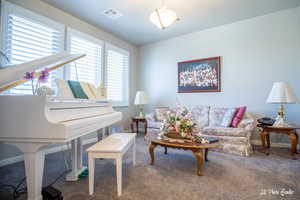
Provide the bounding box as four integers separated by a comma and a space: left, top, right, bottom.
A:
131, 123, 134, 133
204, 149, 208, 162
136, 121, 139, 134
116, 157, 122, 196
266, 134, 270, 149
294, 131, 298, 154
144, 120, 148, 137
260, 130, 269, 155
88, 154, 94, 195
288, 133, 298, 160
149, 143, 157, 165
164, 147, 168, 154
97, 129, 104, 141
192, 150, 203, 176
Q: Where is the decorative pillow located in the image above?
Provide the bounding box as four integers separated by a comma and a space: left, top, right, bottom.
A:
55, 79, 74, 99
67, 80, 88, 99
209, 107, 229, 127
231, 106, 247, 128
191, 105, 210, 128
220, 108, 237, 127
155, 107, 170, 122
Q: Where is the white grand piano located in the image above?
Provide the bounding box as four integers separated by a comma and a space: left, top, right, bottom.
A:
0, 52, 122, 200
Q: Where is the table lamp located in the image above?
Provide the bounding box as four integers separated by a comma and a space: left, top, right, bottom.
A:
267, 82, 298, 127
134, 91, 148, 118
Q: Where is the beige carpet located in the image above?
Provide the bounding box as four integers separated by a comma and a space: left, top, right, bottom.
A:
0, 135, 299, 200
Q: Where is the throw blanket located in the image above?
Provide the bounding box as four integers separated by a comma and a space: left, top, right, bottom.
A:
67, 80, 88, 99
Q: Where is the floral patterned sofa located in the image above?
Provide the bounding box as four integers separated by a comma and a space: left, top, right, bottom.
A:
145, 106, 256, 157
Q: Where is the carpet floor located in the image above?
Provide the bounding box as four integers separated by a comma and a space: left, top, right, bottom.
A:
0, 135, 299, 200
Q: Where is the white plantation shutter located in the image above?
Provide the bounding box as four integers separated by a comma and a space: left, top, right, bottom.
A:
106, 44, 129, 105
1, 2, 64, 95
67, 29, 102, 86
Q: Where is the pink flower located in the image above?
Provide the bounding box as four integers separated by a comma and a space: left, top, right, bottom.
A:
38, 68, 50, 83
24, 71, 35, 80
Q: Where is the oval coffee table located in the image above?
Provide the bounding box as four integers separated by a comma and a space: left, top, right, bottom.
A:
149, 138, 219, 176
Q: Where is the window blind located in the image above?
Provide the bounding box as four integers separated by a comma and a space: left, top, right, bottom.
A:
67, 29, 103, 87
106, 44, 129, 104
2, 3, 64, 95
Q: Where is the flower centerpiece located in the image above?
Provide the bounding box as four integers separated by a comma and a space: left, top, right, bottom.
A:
161, 107, 197, 139
24, 68, 50, 95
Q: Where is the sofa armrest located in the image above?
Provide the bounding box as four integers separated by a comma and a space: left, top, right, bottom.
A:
145, 112, 156, 122
238, 113, 257, 138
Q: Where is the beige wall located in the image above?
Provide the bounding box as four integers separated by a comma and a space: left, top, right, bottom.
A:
139, 7, 300, 143
0, 0, 139, 162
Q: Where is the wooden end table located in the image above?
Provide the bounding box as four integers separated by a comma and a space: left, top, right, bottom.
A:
258, 124, 299, 160
131, 117, 147, 137
149, 137, 219, 176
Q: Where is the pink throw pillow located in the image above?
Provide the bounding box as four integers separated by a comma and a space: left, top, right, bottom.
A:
231, 106, 247, 128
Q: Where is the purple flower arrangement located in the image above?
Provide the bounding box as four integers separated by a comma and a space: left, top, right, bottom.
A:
23, 68, 50, 95
38, 68, 50, 83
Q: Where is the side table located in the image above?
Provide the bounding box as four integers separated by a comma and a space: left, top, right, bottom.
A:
258, 124, 299, 160
131, 117, 147, 137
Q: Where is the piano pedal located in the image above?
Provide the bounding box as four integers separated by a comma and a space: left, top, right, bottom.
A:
78, 168, 89, 179
42, 186, 63, 200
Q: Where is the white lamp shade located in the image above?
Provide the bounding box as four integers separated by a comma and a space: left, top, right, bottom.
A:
267, 82, 298, 104
150, 6, 179, 29
134, 91, 149, 105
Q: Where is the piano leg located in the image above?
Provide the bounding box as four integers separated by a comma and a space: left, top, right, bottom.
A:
10, 143, 47, 200
66, 138, 87, 181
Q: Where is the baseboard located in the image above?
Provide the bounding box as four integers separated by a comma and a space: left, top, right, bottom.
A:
0, 137, 98, 168
0, 138, 297, 167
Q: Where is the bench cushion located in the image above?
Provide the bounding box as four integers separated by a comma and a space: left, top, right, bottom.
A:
87, 133, 136, 153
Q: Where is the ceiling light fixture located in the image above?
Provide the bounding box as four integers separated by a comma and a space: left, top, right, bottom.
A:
150, 0, 180, 29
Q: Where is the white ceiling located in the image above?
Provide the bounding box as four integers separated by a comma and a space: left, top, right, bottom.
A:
42, 0, 300, 46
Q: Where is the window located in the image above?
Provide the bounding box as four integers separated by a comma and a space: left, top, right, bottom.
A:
105, 44, 129, 106
66, 29, 103, 86
1, 2, 64, 95
1, 2, 130, 106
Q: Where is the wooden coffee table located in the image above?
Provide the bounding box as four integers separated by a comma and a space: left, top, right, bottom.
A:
149, 137, 219, 176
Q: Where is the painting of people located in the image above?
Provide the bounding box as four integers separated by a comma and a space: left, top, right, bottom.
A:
178, 57, 221, 93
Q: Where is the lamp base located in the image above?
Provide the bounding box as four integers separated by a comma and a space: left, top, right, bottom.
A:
273, 115, 289, 127
137, 105, 145, 118
138, 112, 145, 118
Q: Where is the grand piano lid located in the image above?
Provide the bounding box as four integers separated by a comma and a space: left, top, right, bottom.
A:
0, 52, 85, 93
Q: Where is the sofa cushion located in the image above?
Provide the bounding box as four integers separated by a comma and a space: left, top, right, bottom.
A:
203, 127, 249, 137
209, 107, 230, 127
191, 105, 210, 128
155, 107, 170, 121
237, 113, 256, 130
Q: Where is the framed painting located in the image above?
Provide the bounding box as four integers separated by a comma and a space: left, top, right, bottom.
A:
178, 56, 221, 93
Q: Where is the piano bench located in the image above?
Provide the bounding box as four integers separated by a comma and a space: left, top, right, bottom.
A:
87, 133, 136, 197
